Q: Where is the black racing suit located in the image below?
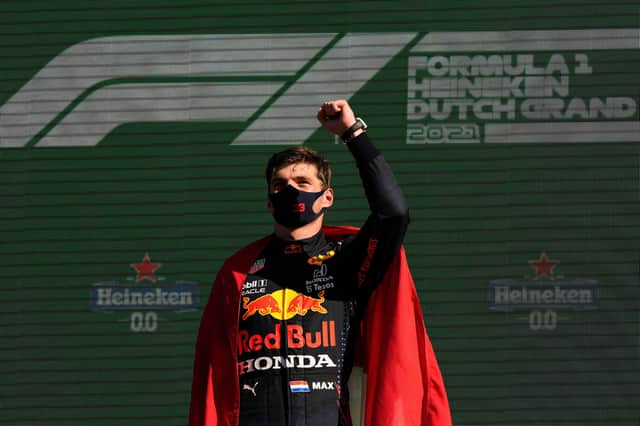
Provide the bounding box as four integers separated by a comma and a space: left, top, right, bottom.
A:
237, 134, 409, 426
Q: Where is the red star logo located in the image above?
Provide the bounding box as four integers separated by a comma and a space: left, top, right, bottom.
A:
529, 252, 558, 279
130, 253, 162, 283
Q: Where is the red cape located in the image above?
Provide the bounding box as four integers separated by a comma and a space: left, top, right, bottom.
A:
189, 226, 451, 426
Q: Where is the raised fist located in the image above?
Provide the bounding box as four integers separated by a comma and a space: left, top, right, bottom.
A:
316, 99, 358, 137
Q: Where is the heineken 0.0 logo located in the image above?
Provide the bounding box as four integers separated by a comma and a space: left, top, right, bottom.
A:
90, 254, 200, 333
488, 252, 599, 331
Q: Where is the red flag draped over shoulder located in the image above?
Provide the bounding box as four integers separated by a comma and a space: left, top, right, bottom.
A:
324, 226, 451, 426
189, 226, 451, 425
189, 236, 270, 426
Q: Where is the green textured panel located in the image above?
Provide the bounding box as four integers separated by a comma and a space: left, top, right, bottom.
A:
1, 1, 639, 425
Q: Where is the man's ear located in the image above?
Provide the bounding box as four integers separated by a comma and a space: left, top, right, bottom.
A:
320, 187, 334, 209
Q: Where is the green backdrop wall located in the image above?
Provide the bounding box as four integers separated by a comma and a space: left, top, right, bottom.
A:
1, 1, 638, 425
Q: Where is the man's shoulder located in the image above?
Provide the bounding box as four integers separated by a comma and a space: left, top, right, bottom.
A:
323, 225, 360, 241
221, 235, 272, 271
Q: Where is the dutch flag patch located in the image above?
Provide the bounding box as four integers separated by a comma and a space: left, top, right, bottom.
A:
289, 380, 310, 393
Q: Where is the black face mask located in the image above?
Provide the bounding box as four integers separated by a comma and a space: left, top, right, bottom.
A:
269, 184, 327, 228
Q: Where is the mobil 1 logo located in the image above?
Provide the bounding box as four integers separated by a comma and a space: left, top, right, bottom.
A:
488, 252, 599, 331
90, 253, 200, 333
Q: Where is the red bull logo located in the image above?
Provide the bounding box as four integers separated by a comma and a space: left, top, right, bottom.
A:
242, 289, 327, 321
242, 294, 281, 320
287, 290, 327, 316
238, 320, 337, 356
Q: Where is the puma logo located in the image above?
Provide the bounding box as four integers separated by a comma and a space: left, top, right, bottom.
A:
243, 381, 259, 397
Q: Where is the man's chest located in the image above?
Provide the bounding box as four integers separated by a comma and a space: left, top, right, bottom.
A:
236, 252, 356, 373
241, 249, 349, 302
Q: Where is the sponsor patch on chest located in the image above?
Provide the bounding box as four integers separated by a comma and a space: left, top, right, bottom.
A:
248, 258, 266, 274
305, 263, 335, 292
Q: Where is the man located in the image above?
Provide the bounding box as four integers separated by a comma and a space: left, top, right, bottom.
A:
190, 100, 451, 426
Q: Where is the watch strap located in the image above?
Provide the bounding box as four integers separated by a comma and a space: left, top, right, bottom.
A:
341, 117, 367, 142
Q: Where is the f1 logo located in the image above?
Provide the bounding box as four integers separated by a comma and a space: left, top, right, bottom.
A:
0, 33, 416, 148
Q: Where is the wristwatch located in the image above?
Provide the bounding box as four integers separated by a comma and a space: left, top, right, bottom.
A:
341, 117, 368, 142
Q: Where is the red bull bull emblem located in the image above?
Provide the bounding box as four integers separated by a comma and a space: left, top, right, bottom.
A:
242, 289, 327, 321
242, 293, 281, 320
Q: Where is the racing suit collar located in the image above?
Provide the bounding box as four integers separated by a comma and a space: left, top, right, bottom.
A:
270, 229, 331, 258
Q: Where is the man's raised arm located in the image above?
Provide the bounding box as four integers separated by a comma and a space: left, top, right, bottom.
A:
317, 100, 409, 291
